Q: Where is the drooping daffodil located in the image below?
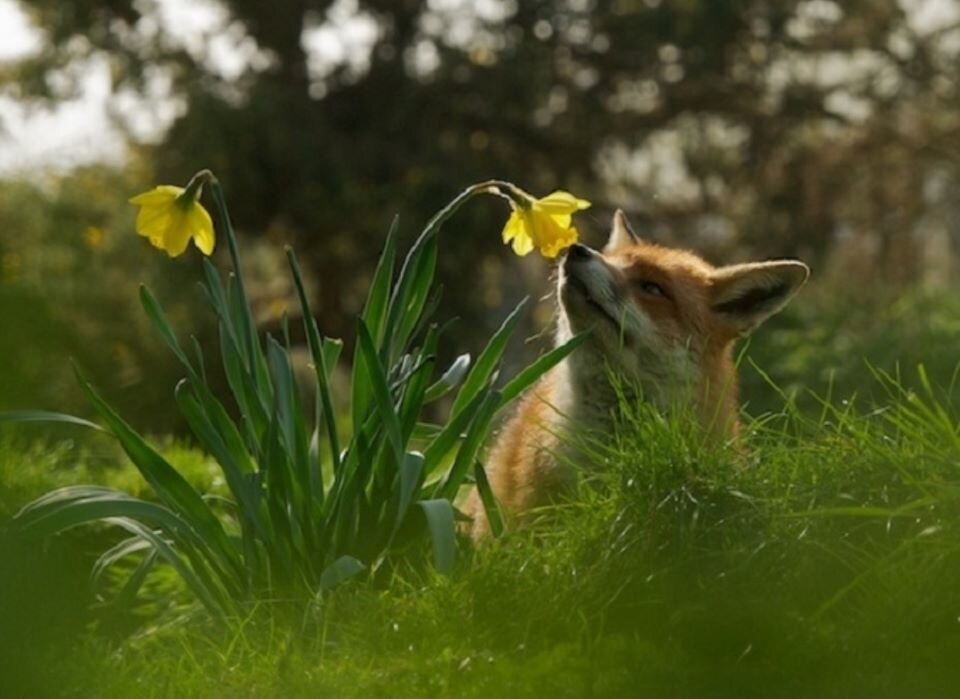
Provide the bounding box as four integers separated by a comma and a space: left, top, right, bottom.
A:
129, 171, 215, 257
500, 188, 591, 259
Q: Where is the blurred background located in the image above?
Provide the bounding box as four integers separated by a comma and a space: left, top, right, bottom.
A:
1, 0, 960, 431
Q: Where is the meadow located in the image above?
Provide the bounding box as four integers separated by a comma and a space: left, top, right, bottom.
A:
3, 175, 960, 699
4, 353, 960, 698
3, 229, 960, 697
4, 2, 960, 696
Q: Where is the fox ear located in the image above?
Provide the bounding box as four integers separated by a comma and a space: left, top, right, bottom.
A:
710, 260, 810, 336
604, 209, 641, 253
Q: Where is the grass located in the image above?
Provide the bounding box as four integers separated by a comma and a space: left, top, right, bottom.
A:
3, 174, 959, 695
0, 434, 220, 520
4, 361, 960, 698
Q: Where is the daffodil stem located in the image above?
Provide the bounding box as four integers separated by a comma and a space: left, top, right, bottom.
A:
207, 176, 259, 372
413, 180, 517, 245
390, 181, 498, 307
381, 180, 512, 363
391, 179, 525, 301
479, 180, 531, 208
181, 169, 211, 204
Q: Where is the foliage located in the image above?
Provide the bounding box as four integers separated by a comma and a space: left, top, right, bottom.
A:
743, 284, 960, 416
4, 177, 582, 617
0, 165, 216, 432
6, 0, 959, 344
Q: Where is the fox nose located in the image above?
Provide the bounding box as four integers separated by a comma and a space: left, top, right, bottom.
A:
566, 243, 593, 261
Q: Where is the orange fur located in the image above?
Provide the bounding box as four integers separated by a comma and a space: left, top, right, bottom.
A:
465, 212, 809, 539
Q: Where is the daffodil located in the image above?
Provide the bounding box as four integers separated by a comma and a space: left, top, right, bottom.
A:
129, 173, 215, 257
500, 189, 591, 258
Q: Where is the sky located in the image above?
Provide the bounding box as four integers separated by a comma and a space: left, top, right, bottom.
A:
0, 0, 381, 175
0, 0, 957, 176
0, 1, 123, 173
0, 1, 135, 173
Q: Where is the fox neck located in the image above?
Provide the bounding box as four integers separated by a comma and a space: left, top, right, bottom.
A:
698, 342, 741, 441
553, 325, 741, 441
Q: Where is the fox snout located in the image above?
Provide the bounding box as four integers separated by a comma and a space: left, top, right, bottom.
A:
565, 242, 593, 262
558, 243, 623, 328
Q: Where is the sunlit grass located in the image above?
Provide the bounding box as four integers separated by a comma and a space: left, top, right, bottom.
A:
8, 365, 958, 697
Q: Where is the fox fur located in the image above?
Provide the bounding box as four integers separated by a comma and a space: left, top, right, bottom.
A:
465, 210, 809, 539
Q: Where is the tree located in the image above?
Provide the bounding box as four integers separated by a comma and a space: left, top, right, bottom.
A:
5, 0, 960, 347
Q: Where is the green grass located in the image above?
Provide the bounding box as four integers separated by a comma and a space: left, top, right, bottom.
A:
0, 434, 220, 520
4, 365, 960, 698
742, 285, 960, 416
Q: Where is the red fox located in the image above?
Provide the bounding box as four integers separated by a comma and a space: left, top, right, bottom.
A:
465, 210, 809, 538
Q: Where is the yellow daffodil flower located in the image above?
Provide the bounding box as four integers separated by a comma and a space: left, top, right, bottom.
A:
500, 189, 591, 258
129, 177, 215, 257
83, 225, 106, 249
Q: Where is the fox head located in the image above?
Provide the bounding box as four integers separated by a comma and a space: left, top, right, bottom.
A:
556, 210, 809, 433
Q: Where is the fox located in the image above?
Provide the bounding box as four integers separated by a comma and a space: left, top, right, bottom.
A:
464, 210, 809, 539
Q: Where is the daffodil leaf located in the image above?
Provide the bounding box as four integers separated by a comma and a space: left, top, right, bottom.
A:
0, 410, 106, 432
450, 297, 528, 416
437, 389, 501, 501
219, 320, 268, 449
393, 451, 425, 533
140, 285, 197, 381
497, 330, 590, 411
266, 336, 312, 502
421, 389, 487, 478
473, 460, 505, 538
91, 536, 152, 590
397, 324, 438, 443
174, 381, 263, 540
351, 219, 398, 433
74, 365, 241, 587
227, 274, 272, 402
417, 499, 456, 575
318, 555, 366, 592
286, 247, 341, 473
363, 215, 399, 346
392, 236, 438, 362
356, 321, 403, 467
424, 353, 471, 403
13, 486, 230, 615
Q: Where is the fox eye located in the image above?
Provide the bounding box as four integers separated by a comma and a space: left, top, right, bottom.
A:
636, 280, 667, 298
